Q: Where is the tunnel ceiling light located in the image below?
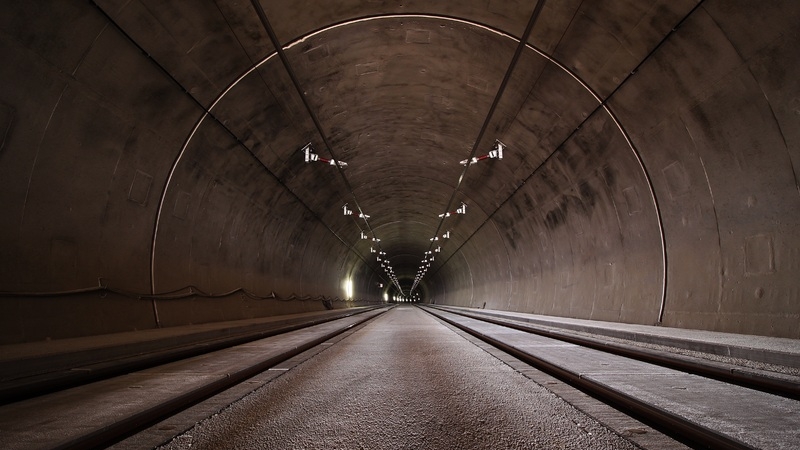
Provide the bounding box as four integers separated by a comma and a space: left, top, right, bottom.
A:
414, 143, 507, 293
302, 143, 348, 168
459, 140, 505, 166
342, 203, 369, 219
438, 203, 466, 218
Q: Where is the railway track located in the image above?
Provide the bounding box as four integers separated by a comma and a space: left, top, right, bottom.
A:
420, 305, 800, 450
0, 306, 387, 405
1, 303, 798, 449
0, 306, 392, 450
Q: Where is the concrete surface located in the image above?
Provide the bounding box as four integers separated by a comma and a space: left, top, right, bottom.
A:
437, 305, 800, 368
158, 306, 640, 450
432, 308, 800, 449
1, 0, 799, 343
0, 309, 387, 450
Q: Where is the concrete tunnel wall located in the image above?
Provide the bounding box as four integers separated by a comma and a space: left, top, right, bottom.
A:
0, 1, 798, 343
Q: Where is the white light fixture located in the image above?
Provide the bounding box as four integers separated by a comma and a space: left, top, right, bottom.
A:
302, 143, 347, 168
343, 204, 370, 219
459, 140, 505, 166
438, 203, 466, 218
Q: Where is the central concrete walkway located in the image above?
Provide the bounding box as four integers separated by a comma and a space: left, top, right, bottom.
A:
159, 306, 639, 449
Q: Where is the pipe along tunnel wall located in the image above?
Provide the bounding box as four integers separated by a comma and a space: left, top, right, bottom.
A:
0, 1, 798, 343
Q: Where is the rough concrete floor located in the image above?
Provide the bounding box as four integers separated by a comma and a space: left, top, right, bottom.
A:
159, 306, 639, 449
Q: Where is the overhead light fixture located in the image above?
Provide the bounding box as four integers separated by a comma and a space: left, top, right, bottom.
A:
342, 203, 369, 219
302, 143, 347, 168
438, 202, 466, 218
459, 140, 505, 166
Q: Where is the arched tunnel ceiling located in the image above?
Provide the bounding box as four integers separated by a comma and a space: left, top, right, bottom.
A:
1, 1, 800, 339
120, 0, 691, 283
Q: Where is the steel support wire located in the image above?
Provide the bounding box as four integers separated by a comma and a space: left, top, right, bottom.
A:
249, 1, 400, 293
412, 0, 547, 293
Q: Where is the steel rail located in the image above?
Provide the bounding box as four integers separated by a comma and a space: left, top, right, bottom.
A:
428, 305, 800, 400
420, 305, 758, 450
42, 307, 391, 450
0, 307, 384, 405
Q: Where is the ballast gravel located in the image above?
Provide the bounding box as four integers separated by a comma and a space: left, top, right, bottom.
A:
159, 306, 638, 450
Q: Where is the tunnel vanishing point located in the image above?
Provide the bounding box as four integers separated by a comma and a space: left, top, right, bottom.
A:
0, 0, 799, 344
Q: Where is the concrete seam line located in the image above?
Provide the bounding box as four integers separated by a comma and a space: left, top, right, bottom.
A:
414, 0, 549, 293
249, 0, 399, 293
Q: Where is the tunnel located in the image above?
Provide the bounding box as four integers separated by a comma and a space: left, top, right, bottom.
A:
1, 0, 799, 345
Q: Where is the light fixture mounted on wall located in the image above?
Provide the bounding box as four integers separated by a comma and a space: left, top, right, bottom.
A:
342, 203, 369, 219
302, 143, 347, 168
459, 140, 505, 166
438, 202, 467, 218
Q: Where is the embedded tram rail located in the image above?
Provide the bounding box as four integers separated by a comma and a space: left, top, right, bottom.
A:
0, 306, 388, 405
0, 304, 797, 449
425, 305, 800, 400
0, 307, 392, 450
420, 305, 800, 449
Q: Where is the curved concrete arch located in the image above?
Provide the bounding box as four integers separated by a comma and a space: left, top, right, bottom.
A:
1, 1, 799, 342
